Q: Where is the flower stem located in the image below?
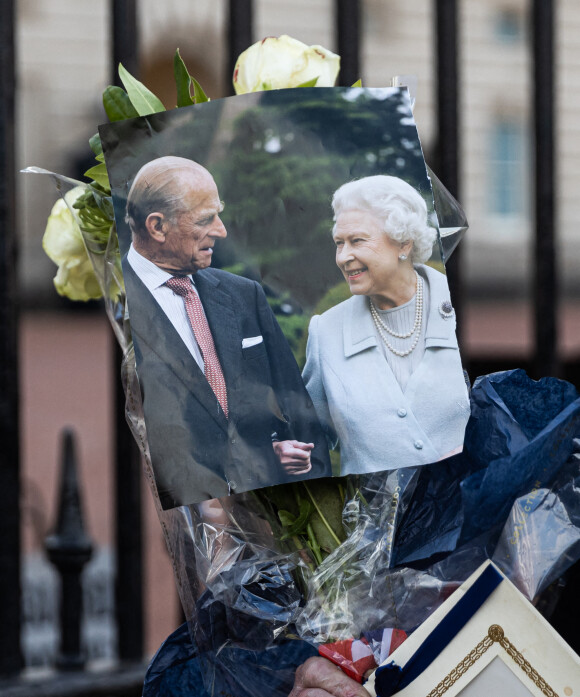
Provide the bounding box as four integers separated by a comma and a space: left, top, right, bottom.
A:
306, 523, 323, 566
303, 482, 342, 548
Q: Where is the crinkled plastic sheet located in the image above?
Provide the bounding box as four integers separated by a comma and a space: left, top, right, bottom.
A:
139, 365, 580, 694
28, 169, 580, 697
188, 369, 580, 695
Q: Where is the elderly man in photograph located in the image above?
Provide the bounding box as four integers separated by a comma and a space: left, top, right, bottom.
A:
123, 155, 331, 509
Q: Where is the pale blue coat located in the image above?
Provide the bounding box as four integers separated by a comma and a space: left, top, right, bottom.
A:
303, 264, 470, 475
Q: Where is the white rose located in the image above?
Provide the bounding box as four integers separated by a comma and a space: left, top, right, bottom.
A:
233, 35, 340, 94
42, 187, 102, 301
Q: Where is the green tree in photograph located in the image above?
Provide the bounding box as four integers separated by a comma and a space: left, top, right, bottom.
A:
213, 88, 429, 313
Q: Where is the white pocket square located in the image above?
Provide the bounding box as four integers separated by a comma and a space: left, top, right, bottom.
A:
242, 335, 263, 348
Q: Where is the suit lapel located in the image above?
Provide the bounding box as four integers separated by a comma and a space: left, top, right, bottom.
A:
123, 262, 228, 431
420, 265, 459, 348
343, 295, 378, 358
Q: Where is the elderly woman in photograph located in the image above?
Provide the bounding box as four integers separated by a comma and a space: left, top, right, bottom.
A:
303, 175, 470, 475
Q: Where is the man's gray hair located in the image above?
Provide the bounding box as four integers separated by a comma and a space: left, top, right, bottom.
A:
125, 156, 208, 240
331, 175, 437, 263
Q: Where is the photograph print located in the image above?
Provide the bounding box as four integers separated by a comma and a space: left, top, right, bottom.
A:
99, 86, 470, 509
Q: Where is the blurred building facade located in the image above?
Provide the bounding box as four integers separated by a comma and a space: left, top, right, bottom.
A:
17, 0, 580, 301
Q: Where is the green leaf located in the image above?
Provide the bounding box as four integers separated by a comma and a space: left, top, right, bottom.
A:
89, 132, 103, 157
296, 77, 319, 88
102, 85, 140, 122
279, 499, 313, 540
278, 510, 296, 527
191, 77, 209, 104
91, 187, 114, 219
351, 79, 362, 87
84, 163, 110, 189
173, 49, 195, 107
118, 63, 166, 116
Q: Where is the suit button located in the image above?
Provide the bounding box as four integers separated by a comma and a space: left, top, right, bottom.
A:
397, 408, 407, 418
414, 440, 424, 450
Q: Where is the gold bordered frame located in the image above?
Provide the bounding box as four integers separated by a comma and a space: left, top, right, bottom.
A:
427, 624, 557, 697
365, 562, 579, 697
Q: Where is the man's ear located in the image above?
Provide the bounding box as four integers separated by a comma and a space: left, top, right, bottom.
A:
145, 212, 167, 243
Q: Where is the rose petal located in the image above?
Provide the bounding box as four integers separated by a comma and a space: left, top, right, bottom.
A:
234, 35, 340, 94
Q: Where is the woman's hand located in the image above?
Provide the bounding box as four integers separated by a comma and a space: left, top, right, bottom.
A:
273, 440, 314, 475
289, 657, 372, 697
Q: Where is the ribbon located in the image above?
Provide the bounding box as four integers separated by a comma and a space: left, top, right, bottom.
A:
374, 563, 503, 697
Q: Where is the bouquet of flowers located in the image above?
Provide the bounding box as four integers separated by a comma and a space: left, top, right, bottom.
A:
28, 35, 580, 697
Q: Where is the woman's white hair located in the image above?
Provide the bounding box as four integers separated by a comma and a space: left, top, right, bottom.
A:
332, 175, 437, 263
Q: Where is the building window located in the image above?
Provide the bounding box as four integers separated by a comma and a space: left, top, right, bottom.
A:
495, 8, 524, 43
489, 120, 528, 216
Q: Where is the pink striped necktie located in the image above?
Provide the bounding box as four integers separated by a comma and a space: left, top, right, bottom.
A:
166, 276, 228, 418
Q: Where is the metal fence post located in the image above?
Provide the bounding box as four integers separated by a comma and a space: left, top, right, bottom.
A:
434, 0, 464, 350
0, 0, 23, 677
336, 0, 361, 87
227, 0, 253, 95
110, 0, 145, 662
532, 0, 558, 378
112, 0, 139, 79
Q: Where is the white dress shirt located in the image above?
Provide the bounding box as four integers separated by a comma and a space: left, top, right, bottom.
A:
127, 245, 205, 372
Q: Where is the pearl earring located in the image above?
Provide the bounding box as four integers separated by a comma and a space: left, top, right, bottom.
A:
399, 253, 408, 261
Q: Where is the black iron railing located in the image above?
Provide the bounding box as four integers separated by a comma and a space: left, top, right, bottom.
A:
1, 1, 576, 695
227, 0, 254, 94
110, 0, 145, 664
532, 0, 557, 378
336, 0, 361, 87
0, 0, 23, 679
434, 0, 463, 344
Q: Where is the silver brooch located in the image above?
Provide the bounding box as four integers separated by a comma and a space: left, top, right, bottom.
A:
439, 300, 454, 319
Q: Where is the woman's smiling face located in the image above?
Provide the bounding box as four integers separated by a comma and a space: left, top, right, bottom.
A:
333, 210, 410, 303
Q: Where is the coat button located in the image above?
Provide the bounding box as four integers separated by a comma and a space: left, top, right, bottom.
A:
229, 480, 238, 491
230, 438, 236, 445
414, 440, 424, 450
397, 408, 407, 418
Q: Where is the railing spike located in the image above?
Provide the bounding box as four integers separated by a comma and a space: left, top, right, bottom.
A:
45, 428, 93, 671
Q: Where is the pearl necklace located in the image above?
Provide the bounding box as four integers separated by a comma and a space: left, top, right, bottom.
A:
369, 271, 424, 357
